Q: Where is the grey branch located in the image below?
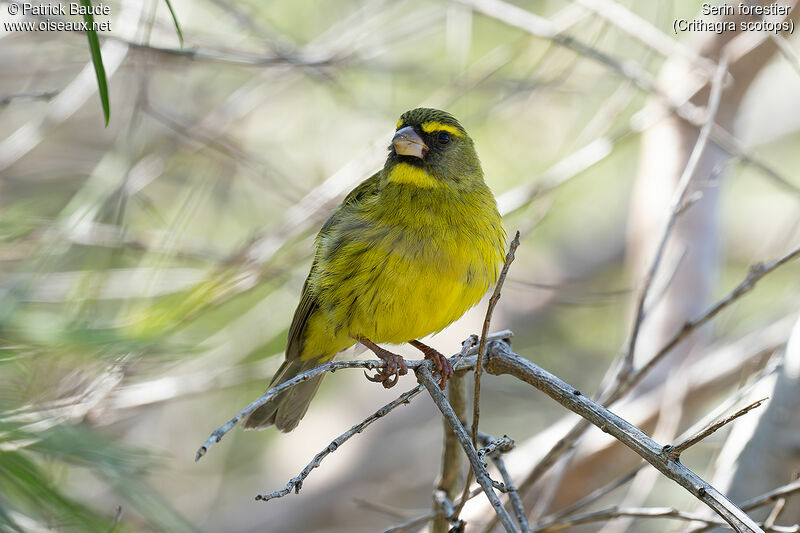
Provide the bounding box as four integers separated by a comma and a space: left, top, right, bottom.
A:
533, 506, 800, 533
623, 53, 730, 375
665, 398, 768, 460
255, 383, 425, 502
690, 479, 800, 533
195, 330, 513, 461
514, 241, 800, 502
459, 0, 800, 197
416, 364, 519, 533
485, 341, 764, 533
478, 432, 532, 533
434, 369, 468, 533
461, 230, 521, 519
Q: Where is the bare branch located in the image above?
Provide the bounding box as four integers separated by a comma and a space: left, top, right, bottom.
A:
513, 242, 800, 505
461, 0, 800, 198
455, 0, 660, 95
485, 342, 764, 532
254, 383, 424, 502
543, 351, 780, 522
623, 53, 730, 377
416, 364, 519, 533
665, 398, 768, 460
478, 433, 532, 533
195, 330, 513, 460
0, 90, 58, 104
384, 510, 441, 533
570, 0, 715, 72
535, 506, 724, 532
534, 506, 800, 533
763, 497, 788, 530
547, 466, 642, 521
689, 479, 800, 532
455, 231, 520, 522
741, 479, 800, 513
472, 232, 521, 443
629, 242, 800, 394
434, 370, 467, 533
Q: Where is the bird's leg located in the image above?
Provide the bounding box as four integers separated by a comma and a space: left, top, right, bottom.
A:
409, 340, 453, 389
358, 337, 408, 389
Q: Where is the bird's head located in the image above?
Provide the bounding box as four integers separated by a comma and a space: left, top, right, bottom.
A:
384, 108, 483, 189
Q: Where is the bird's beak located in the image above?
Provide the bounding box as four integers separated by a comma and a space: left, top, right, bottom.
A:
392, 126, 428, 159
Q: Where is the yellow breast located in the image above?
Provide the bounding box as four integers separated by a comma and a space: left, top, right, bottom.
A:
298, 181, 505, 361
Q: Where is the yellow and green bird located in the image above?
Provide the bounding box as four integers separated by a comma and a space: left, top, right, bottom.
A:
244, 108, 506, 432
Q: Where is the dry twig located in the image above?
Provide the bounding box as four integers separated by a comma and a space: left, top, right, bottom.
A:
433, 358, 469, 533
255, 384, 424, 502
456, 231, 520, 519
622, 53, 730, 376
478, 433, 532, 533
416, 364, 519, 533
485, 341, 764, 532
472, 231, 522, 447
512, 241, 800, 507
195, 330, 513, 460
533, 506, 800, 533
664, 397, 768, 460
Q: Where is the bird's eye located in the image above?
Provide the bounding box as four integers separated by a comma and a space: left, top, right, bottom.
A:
437, 132, 451, 145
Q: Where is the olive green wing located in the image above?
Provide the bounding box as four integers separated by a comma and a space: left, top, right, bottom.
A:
284, 171, 381, 361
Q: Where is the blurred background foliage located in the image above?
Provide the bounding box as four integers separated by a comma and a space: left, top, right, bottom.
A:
1, 0, 799, 531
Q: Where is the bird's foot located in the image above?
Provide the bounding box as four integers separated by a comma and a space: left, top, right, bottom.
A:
358, 338, 408, 388
410, 340, 453, 389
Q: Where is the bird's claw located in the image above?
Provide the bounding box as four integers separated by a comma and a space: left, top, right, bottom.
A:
426, 350, 453, 389
409, 340, 454, 389
364, 354, 407, 389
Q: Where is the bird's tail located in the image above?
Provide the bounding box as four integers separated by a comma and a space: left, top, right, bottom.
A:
242, 359, 324, 432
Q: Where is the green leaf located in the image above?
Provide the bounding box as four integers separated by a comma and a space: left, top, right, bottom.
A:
163, 0, 184, 46
81, 0, 110, 126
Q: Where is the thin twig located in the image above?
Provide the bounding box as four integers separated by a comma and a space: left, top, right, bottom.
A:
548, 466, 642, 521
763, 497, 787, 530
254, 383, 424, 501
416, 364, 519, 533
533, 505, 800, 533
686, 479, 800, 533
535, 506, 724, 532
478, 435, 514, 463
455, 231, 520, 520
462, 0, 800, 199
623, 52, 729, 377
664, 397, 768, 460
628, 242, 800, 395
478, 432, 532, 533
384, 481, 488, 531
433, 490, 457, 524
196, 330, 513, 460
485, 341, 764, 533
495, 453, 531, 533
571, 0, 715, 72
472, 231, 521, 445
514, 241, 800, 504
434, 370, 468, 533
388, 408, 800, 532
545, 351, 782, 523
384, 510, 442, 533
0, 90, 58, 105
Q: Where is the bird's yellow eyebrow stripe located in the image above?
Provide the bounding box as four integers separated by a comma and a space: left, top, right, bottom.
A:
420, 122, 464, 136
394, 120, 464, 137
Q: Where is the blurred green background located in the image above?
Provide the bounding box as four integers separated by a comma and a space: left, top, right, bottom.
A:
1, 0, 799, 531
